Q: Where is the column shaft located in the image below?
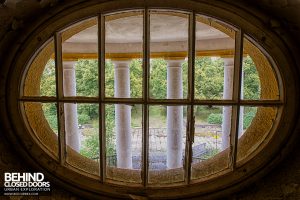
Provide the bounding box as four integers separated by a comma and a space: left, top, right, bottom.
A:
222, 58, 234, 150
239, 69, 244, 137
166, 59, 184, 169
113, 60, 132, 169
63, 61, 80, 152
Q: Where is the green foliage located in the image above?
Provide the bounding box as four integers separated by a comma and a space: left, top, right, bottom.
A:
243, 107, 257, 129
150, 59, 167, 98
243, 56, 261, 99
207, 113, 222, 125
76, 60, 98, 96
105, 60, 115, 97
195, 57, 224, 99
40, 59, 56, 96
77, 104, 98, 122
44, 113, 58, 133
130, 59, 143, 98
42, 103, 58, 133
78, 114, 90, 124
105, 105, 116, 156
80, 128, 99, 159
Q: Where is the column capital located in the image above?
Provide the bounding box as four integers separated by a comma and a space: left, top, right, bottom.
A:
111, 59, 131, 68
63, 61, 77, 70
165, 58, 185, 67
222, 57, 234, 67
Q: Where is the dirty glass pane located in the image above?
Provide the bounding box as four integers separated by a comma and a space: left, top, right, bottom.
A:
61, 17, 99, 97
242, 37, 279, 100
149, 11, 188, 99
24, 38, 56, 97
194, 15, 235, 100
65, 103, 100, 176
237, 106, 278, 162
105, 11, 143, 98
191, 106, 230, 180
105, 104, 143, 184
148, 105, 187, 185
23, 102, 58, 159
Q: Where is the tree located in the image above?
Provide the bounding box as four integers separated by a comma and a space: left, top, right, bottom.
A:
80, 128, 99, 159
243, 56, 260, 99
40, 56, 261, 158
40, 59, 56, 96
130, 59, 143, 98
150, 59, 167, 99
40, 59, 58, 132
195, 57, 224, 99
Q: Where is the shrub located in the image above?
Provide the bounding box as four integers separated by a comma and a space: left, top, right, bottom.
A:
78, 114, 90, 124
207, 113, 222, 124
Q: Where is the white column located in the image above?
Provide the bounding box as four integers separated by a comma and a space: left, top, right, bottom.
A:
221, 58, 244, 150
113, 60, 132, 169
63, 61, 80, 152
239, 66, 244, 137
166, 59, 184, 169
222, 58, 234, 150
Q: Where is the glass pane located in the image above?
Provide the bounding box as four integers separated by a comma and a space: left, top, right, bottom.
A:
148, 105, 187, 185
105, 104, 143, 184
239, 106, 257, 137
23, 102, 58, 158
191, 106, 230, 180
237, 106, 278, 162
40, 59, 56, 96
243, 37, 279, 100
105, 11, 143, 98
65, 103, 99, 176
149, 11, 188, 99
195, 15, 235, 100
24, 38, 56, 97
62, 17, 98, 97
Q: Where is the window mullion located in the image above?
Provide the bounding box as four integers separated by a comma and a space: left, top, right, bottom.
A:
229, 29, 244, 170
142, 8, 150, 187
54, 32, 66, 165
185, 12, 196, 184
99, 14, 106, 182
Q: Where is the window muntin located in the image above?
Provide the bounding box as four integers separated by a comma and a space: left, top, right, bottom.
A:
20, 9, 283, 187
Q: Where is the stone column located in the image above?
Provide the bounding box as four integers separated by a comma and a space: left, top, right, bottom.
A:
63, 61, 80, 152
222, 58, 234, 150
239, 66, 244, 137
221, 58, 244, 150
113, 60, 132, 169
166, 59, 184, 169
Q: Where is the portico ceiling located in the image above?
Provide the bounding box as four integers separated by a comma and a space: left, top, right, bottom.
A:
63, 13, 234, 55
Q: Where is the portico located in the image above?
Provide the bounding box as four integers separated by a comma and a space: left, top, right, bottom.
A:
61, 14, 237, 169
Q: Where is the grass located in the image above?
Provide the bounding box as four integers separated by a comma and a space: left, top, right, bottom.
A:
83, 106, 249, 129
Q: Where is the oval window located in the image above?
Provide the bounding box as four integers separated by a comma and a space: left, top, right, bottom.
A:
6, 1, 294, 199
